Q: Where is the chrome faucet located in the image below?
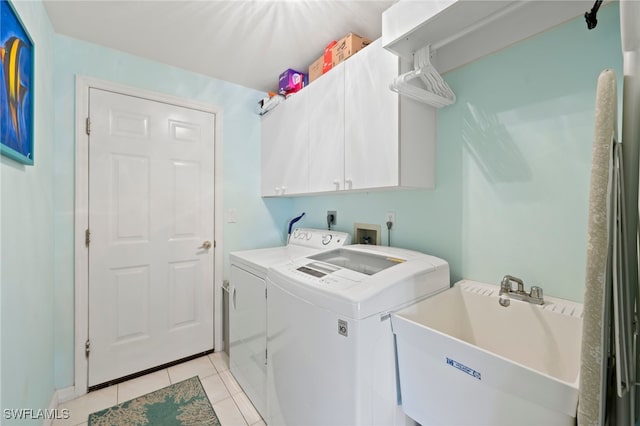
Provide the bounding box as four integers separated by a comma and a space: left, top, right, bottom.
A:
498, 275, 544, 307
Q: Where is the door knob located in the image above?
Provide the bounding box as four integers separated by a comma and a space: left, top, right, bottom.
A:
199, 240, 212, 250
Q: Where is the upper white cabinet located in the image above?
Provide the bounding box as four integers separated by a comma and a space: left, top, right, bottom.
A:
307, 62, 346, 193
261, 90, 308, 196
344, 38, 400, 191
382, 0, 594, 74
261, 38, 436, 197
343, 38, 436, 191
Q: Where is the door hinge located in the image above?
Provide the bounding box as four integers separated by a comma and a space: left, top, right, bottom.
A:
85, 339, 90, 358
85, 229, 91, 247
265, 288, 267, 298
85, 117, 91, 136
265, 348, 268, 362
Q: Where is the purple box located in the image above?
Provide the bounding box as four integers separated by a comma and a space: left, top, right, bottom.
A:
278, 69, 306, 94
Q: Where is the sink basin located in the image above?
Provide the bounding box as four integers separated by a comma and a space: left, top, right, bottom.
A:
391, 279, 583, 426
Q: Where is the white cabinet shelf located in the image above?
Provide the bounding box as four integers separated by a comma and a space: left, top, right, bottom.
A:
261, 38, 436, 197
382, 0, 595, 74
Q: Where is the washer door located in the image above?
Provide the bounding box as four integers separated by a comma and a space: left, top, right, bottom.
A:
266, 277, 358, 426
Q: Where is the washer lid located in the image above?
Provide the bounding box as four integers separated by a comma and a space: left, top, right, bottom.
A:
230, 245, 318, 278
308, 248, 404, 276
267, 245, 450, 319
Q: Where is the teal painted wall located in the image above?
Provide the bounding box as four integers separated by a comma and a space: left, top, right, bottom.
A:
1, 0, 56, 423
291, 4, 622, 302
52, 35, 292, 389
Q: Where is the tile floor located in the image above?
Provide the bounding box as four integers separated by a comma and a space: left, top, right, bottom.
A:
53, 352, 264, 426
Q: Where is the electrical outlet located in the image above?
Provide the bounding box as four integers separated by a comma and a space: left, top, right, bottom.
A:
386, 211, 396, 226
327, 210, 337, 226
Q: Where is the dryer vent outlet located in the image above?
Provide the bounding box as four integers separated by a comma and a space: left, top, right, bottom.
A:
354, 223, 381, 245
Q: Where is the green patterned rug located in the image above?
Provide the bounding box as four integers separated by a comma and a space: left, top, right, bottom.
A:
88, 376, 220, 426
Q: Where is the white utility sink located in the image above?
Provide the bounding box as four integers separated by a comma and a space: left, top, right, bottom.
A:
392, 279, 583, 426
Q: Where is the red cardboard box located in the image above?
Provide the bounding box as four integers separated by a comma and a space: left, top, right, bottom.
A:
323, 40, 337, 74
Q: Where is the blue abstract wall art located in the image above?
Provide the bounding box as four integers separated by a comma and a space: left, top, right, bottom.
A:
1, 0, 34, 165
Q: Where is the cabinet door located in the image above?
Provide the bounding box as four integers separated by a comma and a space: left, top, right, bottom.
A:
307, 64, 345, 192
344, 39, 399, 190
261, 93, 308, 196
261, 108, 283, 196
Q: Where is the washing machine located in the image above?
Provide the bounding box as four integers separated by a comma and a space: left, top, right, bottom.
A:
265, 245, 450, 426
229, 228, 350, 418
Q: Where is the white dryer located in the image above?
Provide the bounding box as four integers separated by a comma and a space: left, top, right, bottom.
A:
266, 245, 449, 426
229, 228, 350, 418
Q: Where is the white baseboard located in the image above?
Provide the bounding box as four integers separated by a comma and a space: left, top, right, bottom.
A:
42, 392, 58, 426
42, 386, 76, 426
55, 386, 76, 404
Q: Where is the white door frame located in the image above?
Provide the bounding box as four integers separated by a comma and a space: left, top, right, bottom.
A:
74, 76, 224, 397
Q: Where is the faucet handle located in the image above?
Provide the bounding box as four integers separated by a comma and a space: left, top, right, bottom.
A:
529, 286, 544, 301
501, 275, 524, 293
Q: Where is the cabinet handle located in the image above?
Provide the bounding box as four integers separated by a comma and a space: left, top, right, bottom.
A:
333, 179, 340, 190
345, 179, 353, 190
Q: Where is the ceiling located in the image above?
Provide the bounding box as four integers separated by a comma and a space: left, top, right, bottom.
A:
43, 0, 397, 92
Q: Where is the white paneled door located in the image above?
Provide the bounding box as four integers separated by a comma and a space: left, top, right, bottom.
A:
87, 88, 215, 387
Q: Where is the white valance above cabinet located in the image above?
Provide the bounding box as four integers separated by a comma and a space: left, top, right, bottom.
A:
261, 38, 437, 197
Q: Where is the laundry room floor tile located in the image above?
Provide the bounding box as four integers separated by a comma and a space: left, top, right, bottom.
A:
53, 385, 117, 426
213, 396, 248, 426
219, 369, 243, 395
117, 369, 171, 403
209, 351, 230, 372
201, 372, 231, 403
52, 352, 261, 426
232, 391, 262, 425
167, 355, 217, 383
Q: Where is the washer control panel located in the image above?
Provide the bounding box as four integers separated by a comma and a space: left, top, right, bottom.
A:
288, 228, 351, 250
